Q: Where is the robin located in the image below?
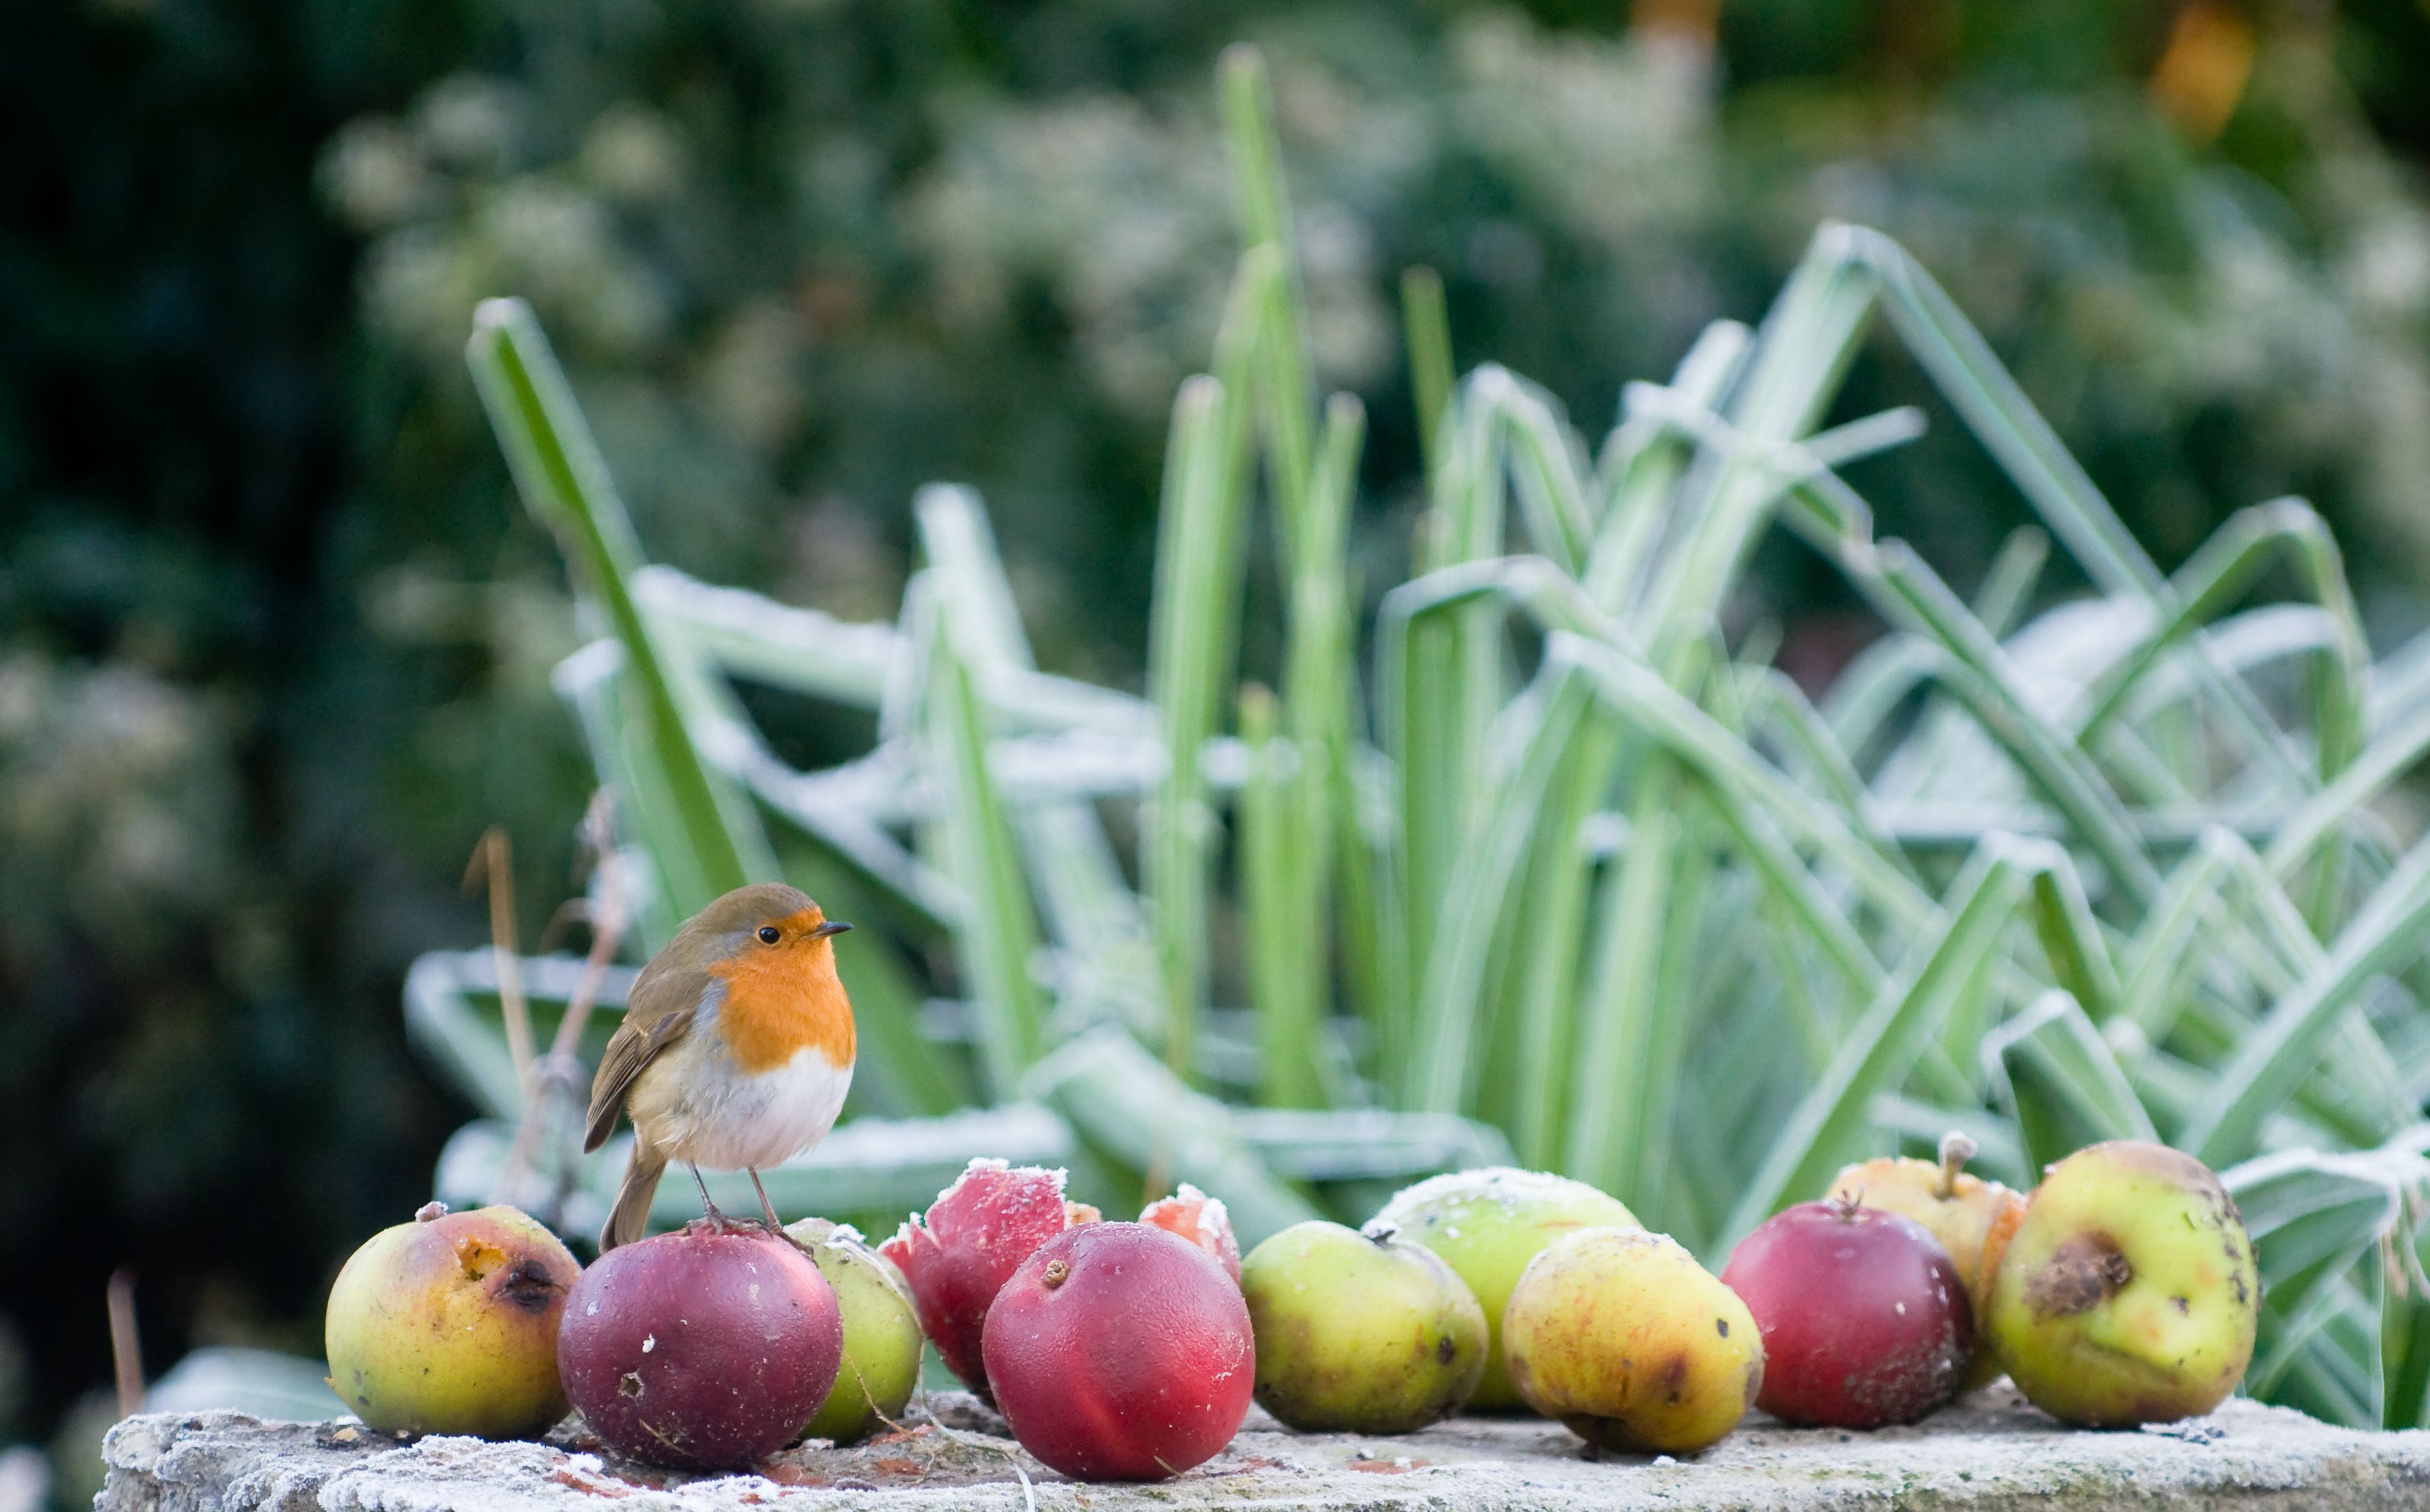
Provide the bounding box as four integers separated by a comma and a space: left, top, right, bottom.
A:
585, 882, 855, 1251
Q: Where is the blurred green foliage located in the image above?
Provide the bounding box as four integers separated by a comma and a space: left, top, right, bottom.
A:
8, 0, 2430, 1477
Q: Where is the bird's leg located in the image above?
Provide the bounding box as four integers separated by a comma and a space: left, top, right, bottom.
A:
690, 1163, 730, 1226
748, 1168, 782, 1232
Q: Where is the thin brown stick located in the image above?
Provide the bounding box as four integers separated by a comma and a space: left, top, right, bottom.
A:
903, 1384, 1038, 1511
493, 793, 631, 1218
106, 1268, 142, 1418
465, 827, 533, 1087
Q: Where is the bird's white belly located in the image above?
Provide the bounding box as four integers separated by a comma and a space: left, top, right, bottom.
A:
640, 1037, 853, 1171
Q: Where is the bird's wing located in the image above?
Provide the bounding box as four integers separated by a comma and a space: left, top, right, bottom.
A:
583, 960, 706, 1153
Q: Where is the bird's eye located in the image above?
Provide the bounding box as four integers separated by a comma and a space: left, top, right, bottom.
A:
758, 925, 781, 945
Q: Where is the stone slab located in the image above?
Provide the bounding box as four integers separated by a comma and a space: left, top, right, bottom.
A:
101, 1388, 2430, 1511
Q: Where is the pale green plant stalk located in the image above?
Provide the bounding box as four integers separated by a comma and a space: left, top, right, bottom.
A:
1248, 395, 1370, 1108
1144, 370, 1246, 1080
1401, 267, 1454, 490
1219, 46, 1315, 536
465, 298, 769, 934
920, 609, 1049, 1101
1393, 381, 1509, 1100
1239, 684, 1325, 1109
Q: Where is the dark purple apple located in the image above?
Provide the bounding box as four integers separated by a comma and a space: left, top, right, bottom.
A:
559, 1221, 842, 1469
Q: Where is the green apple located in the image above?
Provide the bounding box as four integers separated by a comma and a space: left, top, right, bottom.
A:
784, 1218, 922, 1443
1241, 1220, 1486, 1432
1372, 1167, 1639, 1410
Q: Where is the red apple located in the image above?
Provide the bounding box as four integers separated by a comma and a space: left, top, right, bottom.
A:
1722, 1199, 1972, 1429
878, 1159, 1079, 1400
559, 1221, 842, 1469
981, 1222, 1252, 1480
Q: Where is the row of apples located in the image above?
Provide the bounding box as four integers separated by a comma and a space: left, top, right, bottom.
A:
320, 1136, 2258, 1481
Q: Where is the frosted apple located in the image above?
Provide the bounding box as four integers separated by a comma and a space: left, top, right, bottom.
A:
1373, 1167, 1639, 1410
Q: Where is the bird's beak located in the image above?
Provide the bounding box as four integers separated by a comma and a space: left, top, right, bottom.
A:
810, 920, 853, 939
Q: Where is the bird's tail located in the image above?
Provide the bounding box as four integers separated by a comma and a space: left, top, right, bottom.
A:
602, 1137, 668, 1252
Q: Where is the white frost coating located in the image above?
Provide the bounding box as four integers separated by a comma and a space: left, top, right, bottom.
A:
1143, 1184, 1235, 1252
1381, 1164, 1626, 1218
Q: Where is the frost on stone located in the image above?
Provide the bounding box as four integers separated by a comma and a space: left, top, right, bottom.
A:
99, 1389, 2430, 1512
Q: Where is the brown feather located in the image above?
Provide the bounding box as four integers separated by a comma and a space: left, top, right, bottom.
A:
582, 997, 695, 1151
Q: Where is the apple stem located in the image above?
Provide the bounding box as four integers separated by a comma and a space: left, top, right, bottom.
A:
1937, 1132, 1978, 1200
1041, 1259, 1069, 1290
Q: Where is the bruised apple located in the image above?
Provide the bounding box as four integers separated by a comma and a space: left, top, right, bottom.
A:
1502, 1229, 1761, 1455
1983, 1141, 2258, 1428
323, 1202, 579, 1438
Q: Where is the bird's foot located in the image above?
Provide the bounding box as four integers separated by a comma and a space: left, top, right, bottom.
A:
684, 1163, 771, 1238
681, 1210, 768, 1240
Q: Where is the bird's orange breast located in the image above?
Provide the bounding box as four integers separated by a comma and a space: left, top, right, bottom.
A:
708, 911, 856, 1074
